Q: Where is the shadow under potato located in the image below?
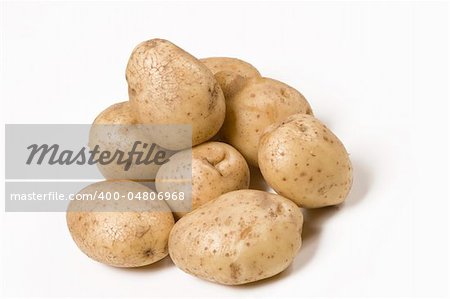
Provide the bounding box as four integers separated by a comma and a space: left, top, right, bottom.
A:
343, 156, 372, 208
248, 166, 271, 191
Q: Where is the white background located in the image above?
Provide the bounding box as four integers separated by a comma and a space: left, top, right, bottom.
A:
1, 1, 449, 298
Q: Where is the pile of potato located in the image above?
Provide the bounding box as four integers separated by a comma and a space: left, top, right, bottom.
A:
67, 39, 352, 285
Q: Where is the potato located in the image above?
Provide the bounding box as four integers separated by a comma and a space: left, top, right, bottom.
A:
126, 39, 226, 148
258, 114, 352, 208
199, 57, 260, 78
169, 189, 303, 285
213, 71, 248, 100
89, 101, 171, 181
66, 180, 174, 267
92, 101, 137, 125
156, 142, 250, 218
221, 77, 313, 167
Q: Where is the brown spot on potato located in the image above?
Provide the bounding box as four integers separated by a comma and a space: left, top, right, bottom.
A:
229, 263, 241, 280
207, 84, 220, 112
144, 248, 154, 257
276, 203, 283, 214
240, 226, 252, 239
269, 209, 277, 218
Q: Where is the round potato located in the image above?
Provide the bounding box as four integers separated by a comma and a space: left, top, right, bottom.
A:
66, 180, 174, 267
258, 114, 353, 208
169, 189, 303, 285
89, 101, 171, 181
126, 39, 226, 148
221, 77, 313, 167
156, 142, 250, 218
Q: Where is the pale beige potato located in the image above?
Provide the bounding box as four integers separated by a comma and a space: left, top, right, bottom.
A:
89, 101, 172, 181
92, 101, 138, 125
200, 57, 261, 78
222, 77, 313, 167
126, 39, 226, 148
66, 180, 174, 267
169, 189, 303, 285
156, 142, 250, 218
258, 114, 353, 208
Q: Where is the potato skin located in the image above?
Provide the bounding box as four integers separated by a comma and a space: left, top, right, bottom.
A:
92, 101, 138, 125
213, 71, 248, 100
169, 190, 303, 285
221, 77, 313, 167
126, 39, 226, 147
156, 142, 250, 218
89, 101, 170, 180
201, 57, 260, 100
258, 114, 353, 208
66, 181, 174, 267
200, 57, 261, 78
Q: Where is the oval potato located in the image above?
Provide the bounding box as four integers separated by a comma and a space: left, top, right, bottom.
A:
258, 114, 353, 208
156, 142, 250, 218
169, 189, 303, 285
126, 39, 226, 148
67, 180, 174, 267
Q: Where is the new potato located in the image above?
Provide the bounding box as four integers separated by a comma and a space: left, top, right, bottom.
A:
221, 77, 313, 166
258, 114, 353, 208
66, 180, 174, 267
126, 39, 226, 148
169, 189, 303, 285
156, 142, 250, 218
